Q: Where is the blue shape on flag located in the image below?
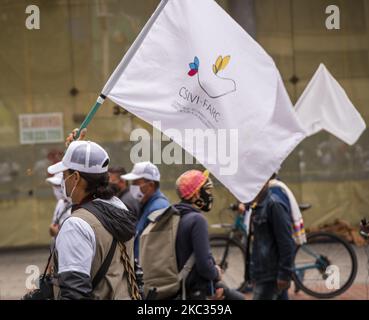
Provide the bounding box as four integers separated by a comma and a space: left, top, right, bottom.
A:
189, 62, 198, 70
194, 56, 199, 68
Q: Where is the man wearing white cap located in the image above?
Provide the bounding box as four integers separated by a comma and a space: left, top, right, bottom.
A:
45, 172, 72, 237
43, 140, 140, 300
121, 161, 170, 260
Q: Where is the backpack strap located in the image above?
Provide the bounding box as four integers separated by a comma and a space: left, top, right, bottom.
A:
77, 202, 138, 294
178, 253, 196, 300
48, 212, 117, 293
92, 238, 117, 290
178, 253, 195, 281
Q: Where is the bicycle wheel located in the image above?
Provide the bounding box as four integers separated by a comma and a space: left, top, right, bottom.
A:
209, 235, 247, 291
293, 232, 358, 299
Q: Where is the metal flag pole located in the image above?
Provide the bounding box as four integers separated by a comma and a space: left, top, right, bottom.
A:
75, 94, 106, 139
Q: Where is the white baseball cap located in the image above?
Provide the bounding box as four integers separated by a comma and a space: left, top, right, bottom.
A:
47, 141, 110, 175
45, 172, 63, 186
121, 161, 160, 182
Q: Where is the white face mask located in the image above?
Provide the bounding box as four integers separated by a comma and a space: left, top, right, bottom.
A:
52, 186, 64, 201
61, 173, 77, 204
130, 184, 144, 202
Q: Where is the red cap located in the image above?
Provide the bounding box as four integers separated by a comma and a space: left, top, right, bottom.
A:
176, 170, 209, 200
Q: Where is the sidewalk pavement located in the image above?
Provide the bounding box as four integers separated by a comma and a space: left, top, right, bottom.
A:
0, 245, 368, 300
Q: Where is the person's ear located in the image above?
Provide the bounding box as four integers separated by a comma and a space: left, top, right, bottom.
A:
73, 171, 81, 184
148, 180, 155, 191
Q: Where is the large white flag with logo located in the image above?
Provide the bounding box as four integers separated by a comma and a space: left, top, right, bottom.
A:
295, 63, 366, 145
101, 0, 306, 202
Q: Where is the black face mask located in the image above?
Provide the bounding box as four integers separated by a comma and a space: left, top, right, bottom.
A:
194, 185, 213, 212
109, 183, 121, 196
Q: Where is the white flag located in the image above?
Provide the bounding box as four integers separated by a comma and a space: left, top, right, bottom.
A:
295, 63, 366, 145
103, 0, 306, 202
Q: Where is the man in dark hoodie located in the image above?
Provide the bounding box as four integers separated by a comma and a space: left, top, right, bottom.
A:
174, 169, 220, 299
174, 169, 244, 300
46, 140, 140, 300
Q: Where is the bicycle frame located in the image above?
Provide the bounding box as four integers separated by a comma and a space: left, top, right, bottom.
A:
210, 211, 248, 268
235, 214, 247, 235
211, 205, 358, 298
213, 210, 328, 284
294, 245, 328, 273
210, 211, 248, 239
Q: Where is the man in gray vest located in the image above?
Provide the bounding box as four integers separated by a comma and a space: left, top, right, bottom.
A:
47, 140, 140, 300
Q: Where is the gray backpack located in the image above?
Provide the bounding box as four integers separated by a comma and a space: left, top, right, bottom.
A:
139, 206, 195, 300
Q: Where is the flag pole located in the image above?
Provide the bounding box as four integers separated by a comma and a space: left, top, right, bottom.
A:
75, 94, 106, 139
75, 0, 170, 139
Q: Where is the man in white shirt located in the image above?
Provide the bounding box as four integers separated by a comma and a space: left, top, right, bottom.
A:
46, 140, 138, 299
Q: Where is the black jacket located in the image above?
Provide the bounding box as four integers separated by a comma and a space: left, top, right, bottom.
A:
249, 190, 296, 283
118, 189, 141, 220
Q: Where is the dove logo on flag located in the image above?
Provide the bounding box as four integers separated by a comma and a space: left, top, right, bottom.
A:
188, 55, 237, 99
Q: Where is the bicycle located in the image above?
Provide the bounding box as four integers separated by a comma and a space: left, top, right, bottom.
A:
209, 203, 358, 299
